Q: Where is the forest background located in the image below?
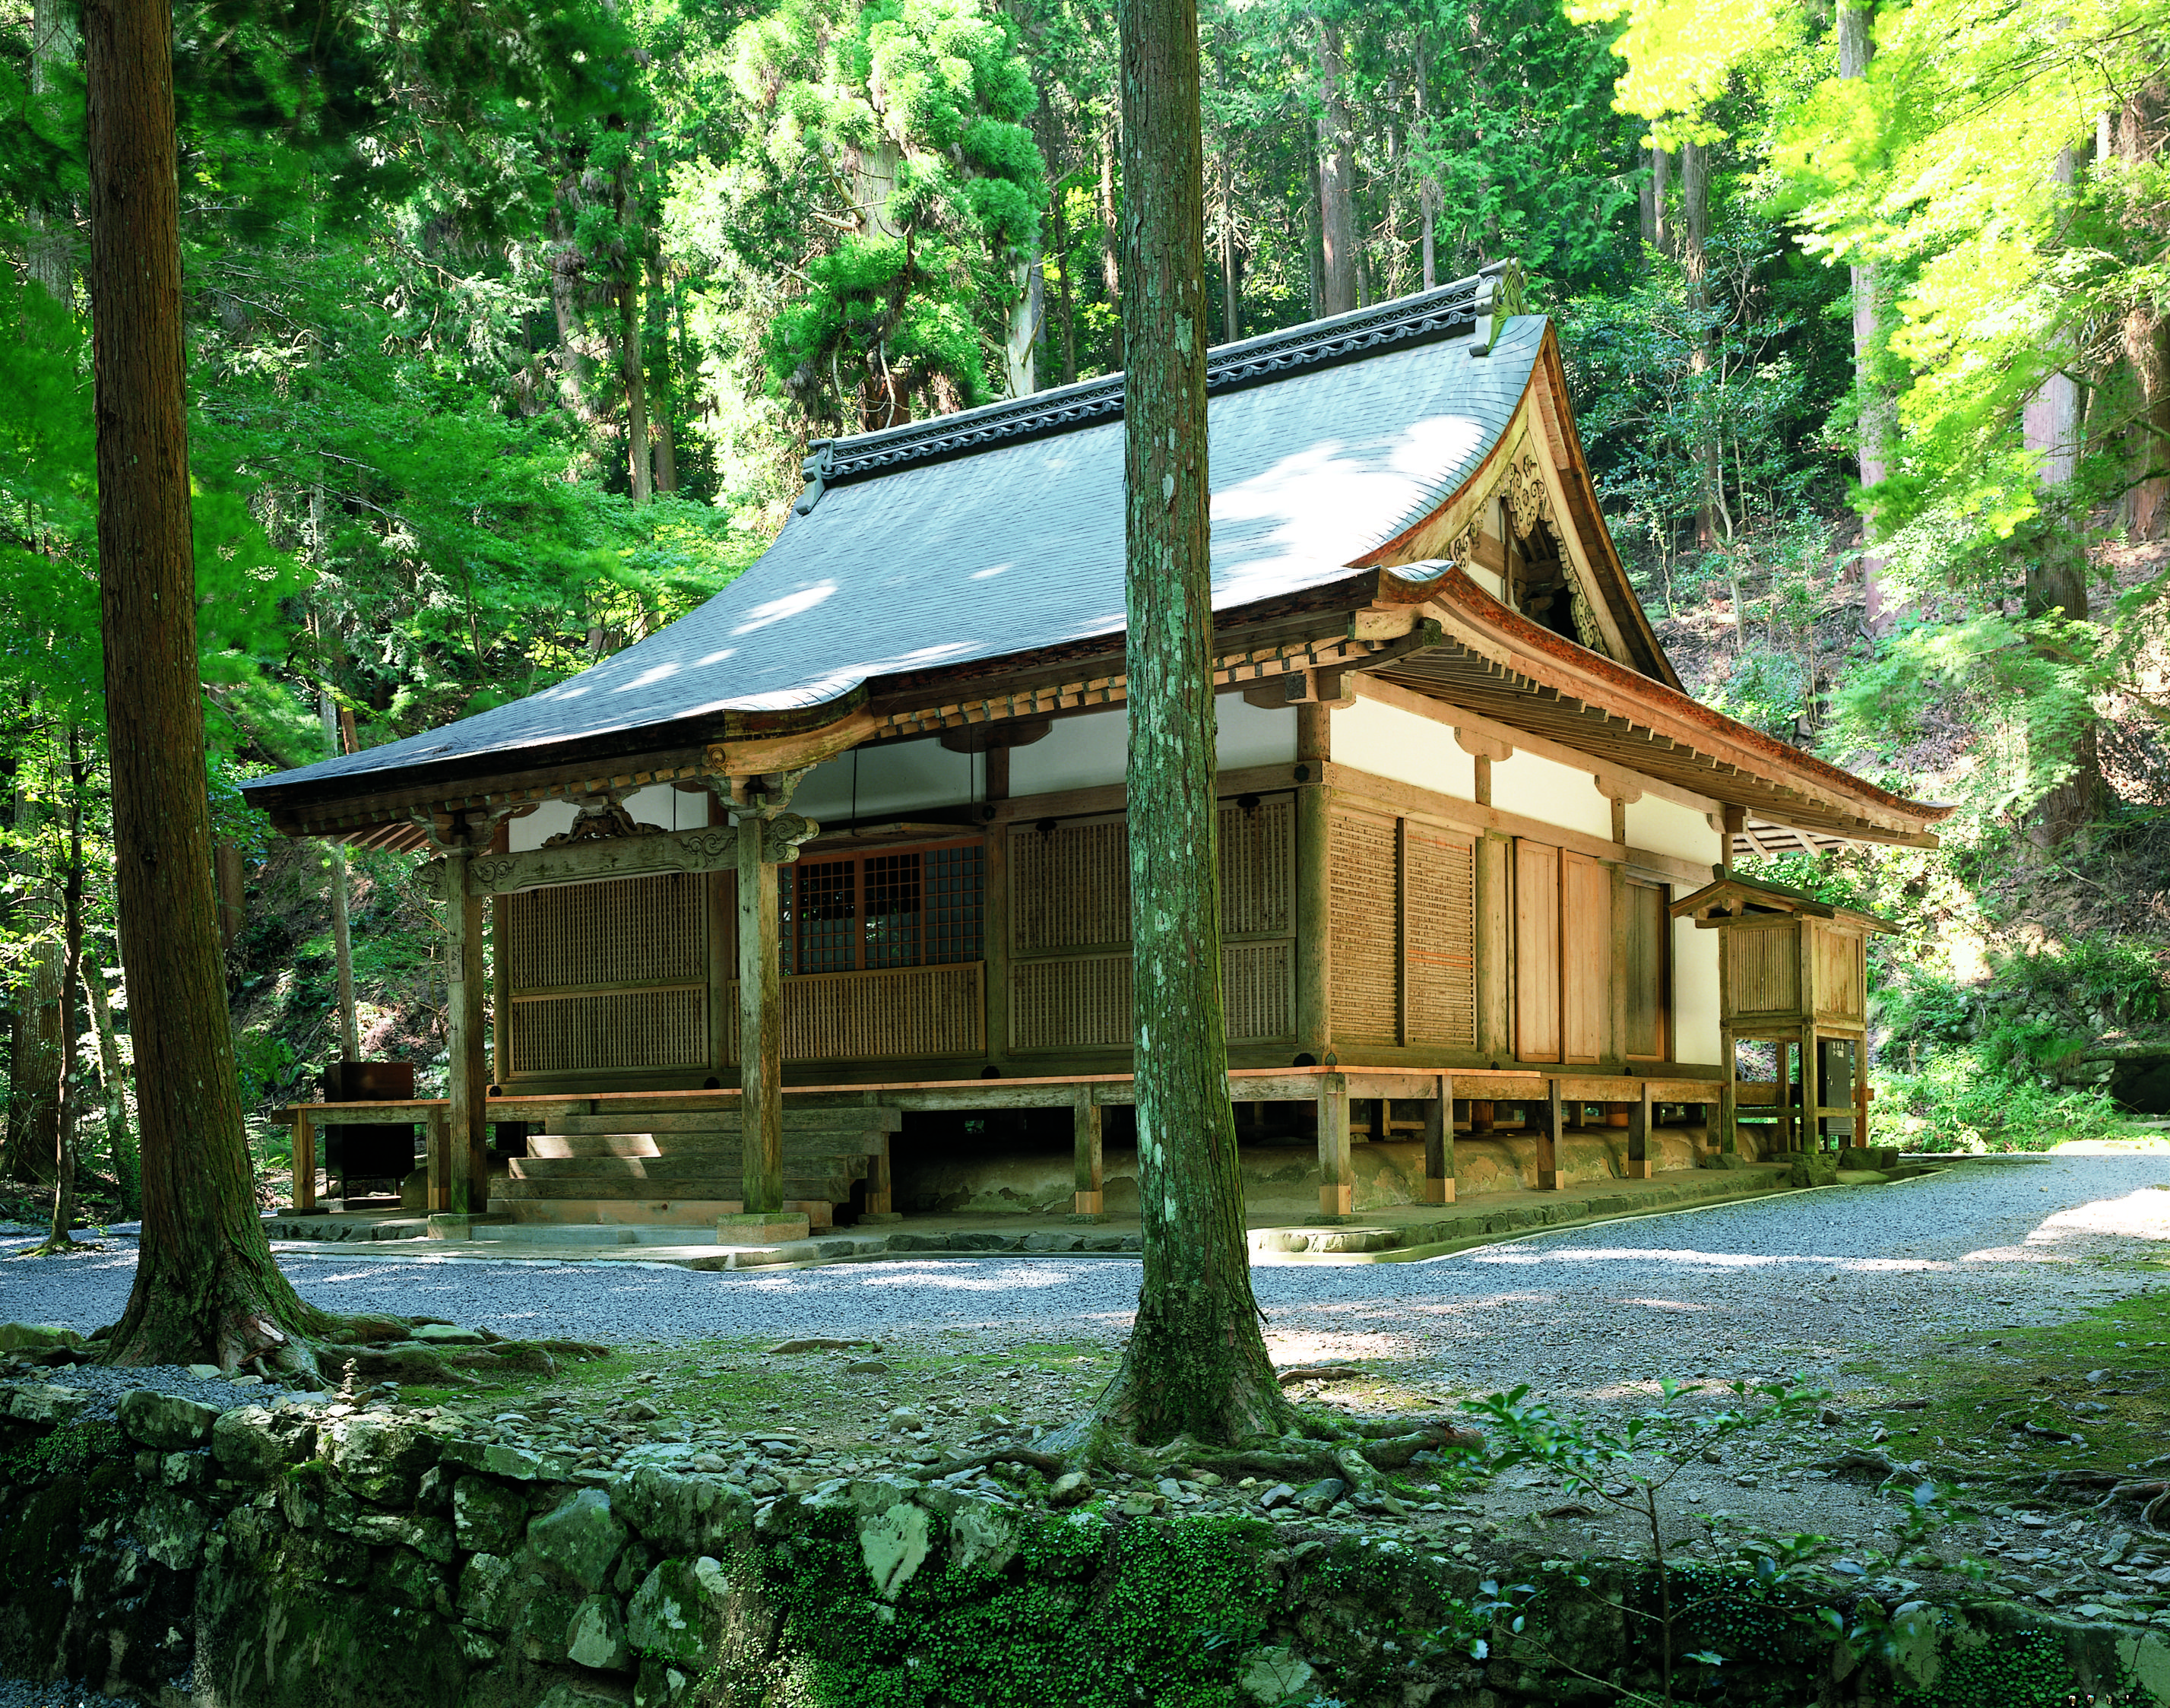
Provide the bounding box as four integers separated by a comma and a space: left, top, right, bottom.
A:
1, 0, 2166, 1218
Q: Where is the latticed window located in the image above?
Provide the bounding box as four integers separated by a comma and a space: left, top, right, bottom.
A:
778, 841, 983, 974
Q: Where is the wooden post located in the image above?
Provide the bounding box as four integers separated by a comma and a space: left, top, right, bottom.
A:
1295, 709, 1332, 1060
1421, 1071, 1455, 1203
737, 810, 784, 1215
426, 1108, 450, 1212
1475, 832, 1512, 1061
488, 820, 510, 1087
1533, 1079, 1564, 1190
707, 791, 733, 1080
1720, 804, 1744, 876
1607, 863, 1629, 1067
1071, 1089, 1104, 1218
1471, 1100, 1494, 1132
984, 813, 1012, 1071
1316, 1071, 1351, 1217
291, 1108, 316, 1212
445, 842, 489, 1218
1625, 1081, 1653, 1178
1855, 1034, 1871, 1151
1719, 1025, 1738, 1155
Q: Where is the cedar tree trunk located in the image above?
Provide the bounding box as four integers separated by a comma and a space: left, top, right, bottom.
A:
5, 778, 60, 1186
321, 692, 360, 1060
1316, 17, 1357, 316
86, 0, 327, 1366
1097, 0, 1288, 1447
1841, 2, 1901, 630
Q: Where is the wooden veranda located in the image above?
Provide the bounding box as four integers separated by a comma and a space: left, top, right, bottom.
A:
283, 1061, 1789, 1228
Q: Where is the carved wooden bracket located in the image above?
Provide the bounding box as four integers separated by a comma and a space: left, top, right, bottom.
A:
1593, 776, 1643, 805
419, 823, 746, 901
1454, 730, 1514, 765
759, 813, 819, 866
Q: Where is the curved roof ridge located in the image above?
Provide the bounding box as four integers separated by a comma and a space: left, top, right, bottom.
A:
797, 261, 1523, 505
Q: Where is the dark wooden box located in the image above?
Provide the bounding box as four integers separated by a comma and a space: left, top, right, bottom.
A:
321, 1060, 420, 1183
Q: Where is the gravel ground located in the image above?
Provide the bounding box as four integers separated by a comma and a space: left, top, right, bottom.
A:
5, 1155, 2165, 1376
4, 1154, 2168, 1701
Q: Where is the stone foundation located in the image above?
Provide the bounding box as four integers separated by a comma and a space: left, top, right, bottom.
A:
5, 1380, 2166, 1706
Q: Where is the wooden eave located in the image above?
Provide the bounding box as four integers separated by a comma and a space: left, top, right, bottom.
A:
1369, 568, 1951, 851
1669, 876, 1900, 935
264, 581, 1413, 849
1352, 323, 1681, 692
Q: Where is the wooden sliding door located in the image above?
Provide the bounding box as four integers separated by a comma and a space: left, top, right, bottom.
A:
1514, 839, 1613, 1066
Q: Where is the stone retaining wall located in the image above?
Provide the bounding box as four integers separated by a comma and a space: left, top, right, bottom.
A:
5, 1380, 2165, 1708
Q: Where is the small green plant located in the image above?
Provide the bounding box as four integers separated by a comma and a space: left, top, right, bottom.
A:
1456, 1378, 1826, 1703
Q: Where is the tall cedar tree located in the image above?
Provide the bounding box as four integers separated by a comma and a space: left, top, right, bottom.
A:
1097, 0, 1290, 1444
86, 0, 328, 1367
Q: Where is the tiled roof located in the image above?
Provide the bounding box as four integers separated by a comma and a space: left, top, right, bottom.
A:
249, 274, 1542, 806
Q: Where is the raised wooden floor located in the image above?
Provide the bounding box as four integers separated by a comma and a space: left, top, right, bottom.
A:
283, 1063, 1730, 1223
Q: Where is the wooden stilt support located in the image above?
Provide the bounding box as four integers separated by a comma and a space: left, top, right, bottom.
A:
1072, 1088, 1104, 1219
1534, 1079, 1564, 1190
1316, 1071, 1352, 1218
717, 801, 814, 1245
736, 810, 784, 1216
1719, 1025, 1738, 1156
438, 838, 492, 1231
1854, 1034, 1872, 1151
1421, 1072, 1456, 1203
1471, 1100, 1495, 1133
291, 1108, 317, 1212
1625, 1082, 1654, 1179
426, 1108, 450, 1214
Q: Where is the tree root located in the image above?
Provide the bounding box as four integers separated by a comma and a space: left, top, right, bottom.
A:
925, 1416, 1481, 1497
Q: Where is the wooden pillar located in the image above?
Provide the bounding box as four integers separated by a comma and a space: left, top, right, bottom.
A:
1855, 1034, 1871, 1150
1606, 863, 1628, 1067
1475, 832, 1512, 1061
488, 819, 511, 1088
1719, 804, 1744, 876
737, 810, 784, 1214
1296, 705, 1332, 1060
1625, 1081, 1653, 1179
1718, 1025, 1738, 1155
1316, 1071, 1351, 1217
984, 812, 1011, 1071
1533, 1079, 1564, 1190
1421, 1071, 1456, 1203
445, 842, 489, 1217
426, 1108, 451, 1213
707, 791, 733, 1080
1470, 1099, 1495, 1133
291, 1108, 317, 1212
1072, 1088, 1104, 1218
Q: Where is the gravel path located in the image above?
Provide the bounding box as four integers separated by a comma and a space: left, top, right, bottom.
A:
5, 1155, 2165, 1390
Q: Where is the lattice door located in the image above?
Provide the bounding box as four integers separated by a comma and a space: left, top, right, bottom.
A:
502, 873, 708, 1076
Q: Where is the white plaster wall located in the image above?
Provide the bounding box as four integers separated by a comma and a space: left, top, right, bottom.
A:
1490, 750, 1611, 841
1332, 695, 1476, 800
1009, 708, 1127, 797
790, 738, 979, 823
1628, 794, 1719, 867
508, 784, 694, 851
1007, 697, 1296, 801
1671, 916, 1722, 1065
1215, 695, 1297, 770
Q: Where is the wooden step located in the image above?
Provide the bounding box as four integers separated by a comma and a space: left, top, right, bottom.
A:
496, 1198, 835, 1231
496, 1173, 857, 1203
537, 1129, 888, 1159
553, 1108, 900, 1135
527, 1133, 663, 1160
512, 1155, 865, 1184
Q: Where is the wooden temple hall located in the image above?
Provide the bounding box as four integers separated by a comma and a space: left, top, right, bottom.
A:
245, 265, 1950, 1240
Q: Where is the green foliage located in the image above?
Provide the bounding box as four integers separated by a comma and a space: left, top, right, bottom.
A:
0, 1421, 128, 1490
749, 1508, 1281, 1706
1893, 1624, 2121, 1708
